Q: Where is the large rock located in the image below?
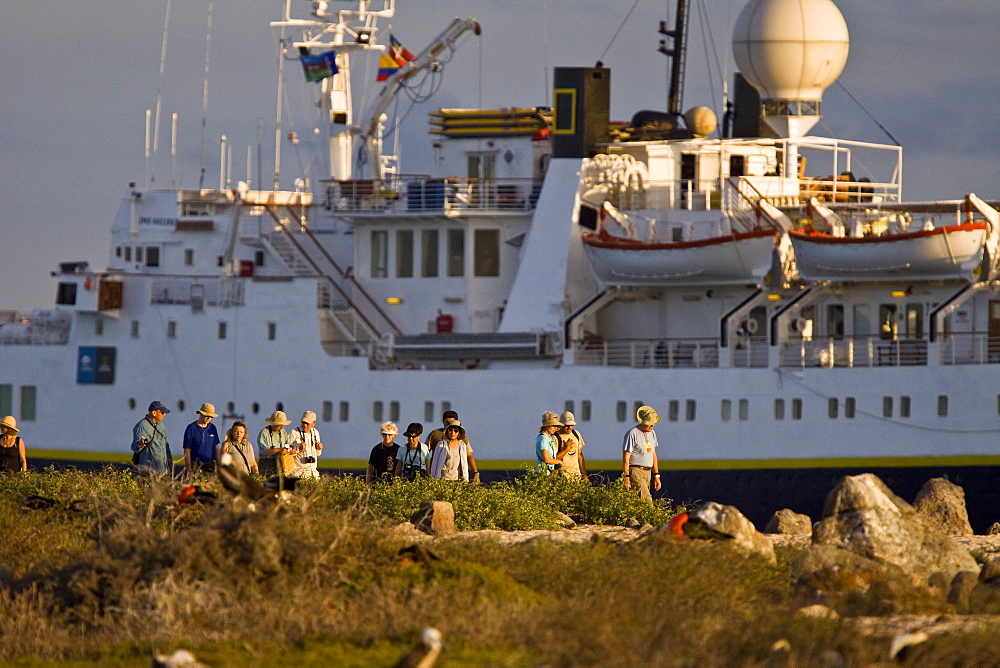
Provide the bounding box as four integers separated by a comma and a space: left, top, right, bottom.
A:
764, 508, 812, 535
812, 473, 978, 584
684, 501, 776, 564
410, 500, 456, 536
912, 478, 973, 535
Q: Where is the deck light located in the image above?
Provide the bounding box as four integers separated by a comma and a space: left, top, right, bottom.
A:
385, 297, 403, 305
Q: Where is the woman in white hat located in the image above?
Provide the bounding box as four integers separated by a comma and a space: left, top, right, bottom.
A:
535, 411, 564, 474
556, 411, 588, 479
0, 416, 27, 473
257, 410, 293, 477
367, 421, 400, 485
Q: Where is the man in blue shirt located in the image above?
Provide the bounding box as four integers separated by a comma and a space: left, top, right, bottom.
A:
182, 403, 221, 475
622, 405, 661, 502
132, 401, 173, 475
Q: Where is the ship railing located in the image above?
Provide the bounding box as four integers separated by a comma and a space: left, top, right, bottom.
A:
321, 175, 542, 214
572, 337, 719, 369
779, 336, 928, 368
643, 178, 718, 211
149, 276, 245, 308
727, 336, 770, 368
937, 332, 1000, 365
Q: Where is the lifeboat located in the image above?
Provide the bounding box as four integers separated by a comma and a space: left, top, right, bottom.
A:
581, 203, 778, 286
788, 198, 988, 281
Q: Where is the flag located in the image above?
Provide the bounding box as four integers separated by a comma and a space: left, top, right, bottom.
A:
389, 33, 415, 66
376, 54, 401, 82
300, 50, 338, 83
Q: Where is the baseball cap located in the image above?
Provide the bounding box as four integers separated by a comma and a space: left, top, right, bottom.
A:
148, 401, 171, 414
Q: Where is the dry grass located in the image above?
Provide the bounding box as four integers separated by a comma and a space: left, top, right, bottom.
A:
0, 469, 999, 665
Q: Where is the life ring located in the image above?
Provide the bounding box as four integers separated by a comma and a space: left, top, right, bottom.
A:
741, 318, 758, 334
790, 317, 807, 333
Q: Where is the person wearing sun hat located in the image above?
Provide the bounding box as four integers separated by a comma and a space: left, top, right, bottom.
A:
556, 411, 588, 479
622, 405, 662, 501
288, 410, 324, 478
257, 410, 292, 477
429, 421, 472, 481
535, 411, 564, 474
0, 415, 27, 473
182, 402, 221, 476
367, 421, 401, 485
395, 422, 429, 481
131, 401, 173, 475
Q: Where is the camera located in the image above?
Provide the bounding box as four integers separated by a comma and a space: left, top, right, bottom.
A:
301, 456, 316, 464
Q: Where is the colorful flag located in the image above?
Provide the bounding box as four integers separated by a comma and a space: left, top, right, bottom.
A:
376, 54, 401, 82
300, 50, 338, 83
389, 33, 415, 66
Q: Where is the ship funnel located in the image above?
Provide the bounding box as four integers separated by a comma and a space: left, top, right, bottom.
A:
732, 0, 849, 139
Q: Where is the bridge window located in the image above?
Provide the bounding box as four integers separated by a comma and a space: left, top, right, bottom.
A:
56, 282, 77, 306
882, 396, 893, 417
421, 230, 439, 277
474, 229, 500, 277
791, 398, 802, 420
371, 231, 388, 278
828, 398, 838, 419
845, 397, 856, 418
145, 247, 160, 267
396, 230, 413, 278
447, 229, 465, 277
124, 247, 132, 262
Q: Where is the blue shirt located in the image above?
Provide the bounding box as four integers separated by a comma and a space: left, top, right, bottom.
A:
536, 432, 557, 473
132, 416, 172, 474
182, 421, 221, 462
622, 426, 658, 468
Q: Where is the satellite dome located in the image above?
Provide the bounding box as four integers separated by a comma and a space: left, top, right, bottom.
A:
732, 0, 849, 103
684, 106, 718, 138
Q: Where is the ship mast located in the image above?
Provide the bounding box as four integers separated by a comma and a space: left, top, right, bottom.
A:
272, 0, 396, 183
658, 0, 689, 118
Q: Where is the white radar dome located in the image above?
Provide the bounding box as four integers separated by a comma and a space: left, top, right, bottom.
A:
684, 106, 718, 138
732, 0, 849, 103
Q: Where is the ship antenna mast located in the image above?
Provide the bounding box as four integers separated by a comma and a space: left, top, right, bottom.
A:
658, 0, 689, 117
198, 2, 214, 190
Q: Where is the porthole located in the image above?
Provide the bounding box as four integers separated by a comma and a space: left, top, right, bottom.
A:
128, 398, 136, 410
178, 400, 185, 412
252, 402, 260, 415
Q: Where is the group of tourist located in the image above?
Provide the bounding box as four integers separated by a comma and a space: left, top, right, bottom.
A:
365, 410, 480, 484
130, 402, 324, 479
533, 404, 662, 500
8, 399, 663, 501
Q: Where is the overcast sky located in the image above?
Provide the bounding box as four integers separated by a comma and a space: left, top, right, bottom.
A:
1, 0, 998, 312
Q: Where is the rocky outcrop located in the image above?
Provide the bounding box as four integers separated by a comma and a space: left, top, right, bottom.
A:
680, 501, 776, 564
810, 473, 978, 585
764, 508, 812, 535
912, 477, 973, 535
410, 500, 456, 536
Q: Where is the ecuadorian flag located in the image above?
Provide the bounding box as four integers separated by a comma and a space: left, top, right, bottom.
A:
377, 33, 415, 81
376, 54, 401, 82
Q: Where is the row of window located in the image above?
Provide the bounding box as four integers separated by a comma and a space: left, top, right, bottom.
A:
0, 385, 36, 422
370, 229, 500, 279
114, 247, 268, 269
113, 320, 278, 341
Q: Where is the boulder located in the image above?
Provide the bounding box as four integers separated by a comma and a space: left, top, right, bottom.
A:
684, 501, 776, 564
791, 544, 904, 593
912, 477, 973, 535
812, 473, 978, 585
764, 508, 812, 535
553, 511, 576, 528
409, 500, 456, 536
979, 556, 1000, 585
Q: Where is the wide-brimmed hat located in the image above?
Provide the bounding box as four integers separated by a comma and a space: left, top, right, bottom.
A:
403, 422, 423, 437
380, 421, 398, 435
443, 421, 466, 439
265, 410, 291, 426
540, 411, 563, 429
559, 411, 576, 426
301, 410, 317, 423
196, 402, 218, 417
0, 416, 18, 433
637, 405, 661, 426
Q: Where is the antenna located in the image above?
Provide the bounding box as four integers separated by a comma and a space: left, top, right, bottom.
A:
152, 0, 173, 185
198, 2, 214, 190
658, 0, 689, 117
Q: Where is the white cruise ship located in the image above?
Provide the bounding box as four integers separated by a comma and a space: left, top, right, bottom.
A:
2, 0, 998, 528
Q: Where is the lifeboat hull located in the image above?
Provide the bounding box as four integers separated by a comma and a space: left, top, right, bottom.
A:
788, 223, 987, 281
582, 228, 777, 286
